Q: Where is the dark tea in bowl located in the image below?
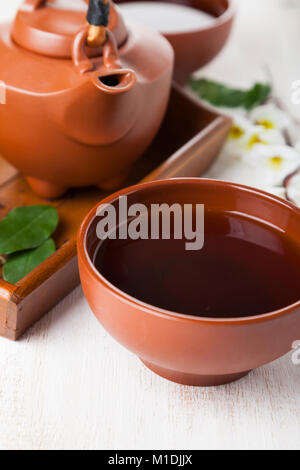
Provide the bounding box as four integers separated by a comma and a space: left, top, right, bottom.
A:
78, 179, 300, 386
94, 210, 300, 319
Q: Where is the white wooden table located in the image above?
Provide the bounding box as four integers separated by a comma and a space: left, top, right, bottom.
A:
0, 0, 300, 451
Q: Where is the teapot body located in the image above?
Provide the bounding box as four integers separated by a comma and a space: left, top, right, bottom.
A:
0, 14, 173, 198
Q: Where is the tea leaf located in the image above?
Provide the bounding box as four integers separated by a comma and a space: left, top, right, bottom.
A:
189, 79, 271, 110
3, 238, 56, 284
0, 205, 58, 255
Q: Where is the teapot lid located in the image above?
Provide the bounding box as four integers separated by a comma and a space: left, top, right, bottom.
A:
11, 0, 128, 59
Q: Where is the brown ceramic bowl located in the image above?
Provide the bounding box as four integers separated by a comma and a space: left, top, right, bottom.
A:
116, 0, 236, 83
78, 179, 300, 387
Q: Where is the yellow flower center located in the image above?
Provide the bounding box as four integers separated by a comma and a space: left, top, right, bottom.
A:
256, 119, 275, 130
247, 134, 268, 150
268, 156, 283, 170
229, 125, 245, 140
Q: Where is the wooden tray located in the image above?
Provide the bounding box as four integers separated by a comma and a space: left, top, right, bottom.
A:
0, 83, 231, 340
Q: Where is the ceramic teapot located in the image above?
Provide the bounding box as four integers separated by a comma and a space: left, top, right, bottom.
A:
0, 0, 173, 198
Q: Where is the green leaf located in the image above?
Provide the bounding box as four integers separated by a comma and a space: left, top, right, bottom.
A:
0, 205, 58, 255
3, 238, 56, 284
189, 79, 271, 110
243, 83, 271, 110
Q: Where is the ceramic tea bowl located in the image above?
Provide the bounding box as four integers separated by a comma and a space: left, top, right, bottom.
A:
78, 179, 300, 387
116, 0, 236, 84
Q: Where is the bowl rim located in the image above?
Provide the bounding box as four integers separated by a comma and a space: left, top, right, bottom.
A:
78, 177, 300, 325
152, 0, 237, 38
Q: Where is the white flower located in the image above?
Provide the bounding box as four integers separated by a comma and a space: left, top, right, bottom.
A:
225, 115, 285, 158
224, 116, 254, 158
227, 116, 252, 141
243, 144, 300, 186
250, 104, 290, 131
242, 126, 285, 151
285, 170, 300, 206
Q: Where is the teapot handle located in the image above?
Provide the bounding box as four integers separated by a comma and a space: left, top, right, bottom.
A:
73, 25, 121, 74
20, 0, 89, 12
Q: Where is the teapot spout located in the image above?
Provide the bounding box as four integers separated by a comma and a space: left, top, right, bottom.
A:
73, 26, 136, 94
93, 69, 136, 95
58, 71, 139, 147
57, 26, 139, 146
95, 29, 136, 94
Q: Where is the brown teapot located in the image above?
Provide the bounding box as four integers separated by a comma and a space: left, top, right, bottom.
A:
0, 0, 173, 198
